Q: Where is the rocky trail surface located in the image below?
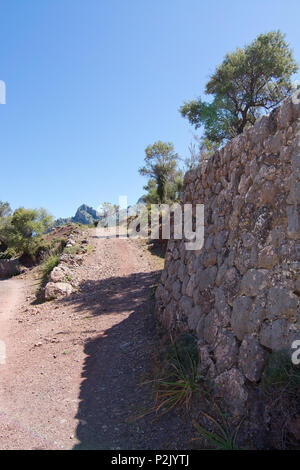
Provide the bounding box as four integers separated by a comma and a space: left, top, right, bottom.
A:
0, 229, 193, 450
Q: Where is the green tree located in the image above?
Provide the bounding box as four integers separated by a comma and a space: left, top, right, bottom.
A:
0, 201, 11, 219
142, 179, 161, 205
0, 202, 12, 252
2, 207, 53, 258
139, 141, 182, 203
181, 31, 298, 145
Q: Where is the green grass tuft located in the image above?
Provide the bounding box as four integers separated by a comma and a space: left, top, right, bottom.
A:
193, 407, 244, 450
262, 350, 300, 395
41, 254, 59, 279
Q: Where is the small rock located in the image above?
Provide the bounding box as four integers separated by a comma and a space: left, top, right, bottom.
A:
238, 335, 266, 382
215, 368, 248, 416
45, 282, 73, 300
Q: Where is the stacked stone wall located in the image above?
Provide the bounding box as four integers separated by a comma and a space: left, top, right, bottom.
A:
155, 91, 300, 413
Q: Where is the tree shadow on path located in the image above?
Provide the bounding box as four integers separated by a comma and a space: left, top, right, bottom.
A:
66, 270, 194, 450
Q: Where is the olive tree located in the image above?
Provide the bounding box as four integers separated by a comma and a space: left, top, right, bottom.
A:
181, 31, 298, 145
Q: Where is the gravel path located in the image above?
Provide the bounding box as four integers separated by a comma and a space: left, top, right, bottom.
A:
0, 230, 194, 450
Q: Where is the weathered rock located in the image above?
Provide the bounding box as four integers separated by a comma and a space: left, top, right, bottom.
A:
231, 296, 253, 340
202, 250, 217, 268
215, 260, 228, 287
258, 246, 279, 269
266, 226, 286, 248
287, 178, 300, 204
177, 263, 185, 282
214, 231, 229, 251
196, 315, 206, 340
49, 266, 72, 283
203, 310, 219, 345
292, 150, 300, 179
60, 254, 79, 266
66, 238, 76, 247
215, 368, 248, 416
185, 275, 195, 297
171, 280, 182, 301
277, 96, 293, 129
247, 296, 266, 335
238, 336, 266, 382
45, 282, 73, 300
223, 267, 240, 303
259, 181, 277, 205
240, 269, 269, 297
291, 90, 300, 119
214, 330, 239, 373
260, 318, 297, 350
198, 345, 216, 378
234, 248, 253, 274
162, 300, 177, 329
195, 265, 217, 291
178, 296, 193, 317
264, 131, 282, 154
187, 305, 203, 331
295, 276, 300, 295
266, 287, 298, 320
287, 205, 300, 240
214, 287, 231, 327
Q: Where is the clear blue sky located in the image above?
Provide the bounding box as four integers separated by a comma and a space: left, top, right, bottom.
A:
1, 0, 300, 219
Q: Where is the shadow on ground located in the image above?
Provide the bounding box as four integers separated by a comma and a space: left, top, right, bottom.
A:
63, 270, 160, 317
65, 270, 193, 450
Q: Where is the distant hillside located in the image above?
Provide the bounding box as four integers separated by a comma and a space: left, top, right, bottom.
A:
55, 201, 146, 227
55, 204, 102, 226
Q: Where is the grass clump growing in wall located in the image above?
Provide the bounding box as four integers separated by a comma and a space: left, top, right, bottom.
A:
192, 406, 244, 450
63, 244, 84, 255
261, 350, 300, 449
148, 334, 206, 416
262, 350, 300, 395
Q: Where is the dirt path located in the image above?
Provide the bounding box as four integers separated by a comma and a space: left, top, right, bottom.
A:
0, 230, 193, 450
0, 278, 26, 340
0, 278, 52, 449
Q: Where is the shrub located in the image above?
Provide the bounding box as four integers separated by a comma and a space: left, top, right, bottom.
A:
41, 254, 59, 279
193, 408, 244, 450
261, 350, 300, 449
167, 334, 199, 375
63, 244, 83, 255
262, 350, 300, 395
0, 247, 16, 259
1, 207, 53, 262
145, 334, 205, 416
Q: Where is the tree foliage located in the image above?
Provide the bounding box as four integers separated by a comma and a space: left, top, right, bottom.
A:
0, 201, 11, 219
139, 141, 182, 203
1, 207, 53, 258
181, 31, 298, 145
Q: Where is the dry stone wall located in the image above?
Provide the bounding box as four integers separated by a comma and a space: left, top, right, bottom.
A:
155, 91, 300, 414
